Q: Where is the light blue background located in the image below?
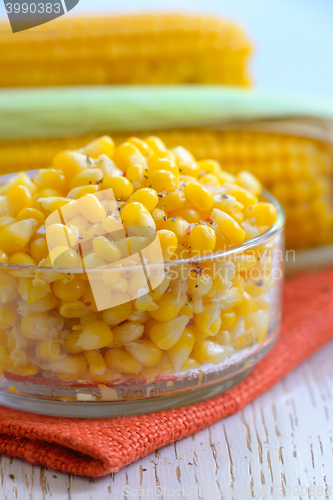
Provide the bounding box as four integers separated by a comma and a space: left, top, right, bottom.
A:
1, 0, 333, 99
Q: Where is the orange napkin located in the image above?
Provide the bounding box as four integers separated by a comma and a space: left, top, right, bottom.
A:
0, 269, 332, 477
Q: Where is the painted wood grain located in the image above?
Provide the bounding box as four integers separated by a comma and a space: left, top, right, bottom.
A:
1, 342, 333, 500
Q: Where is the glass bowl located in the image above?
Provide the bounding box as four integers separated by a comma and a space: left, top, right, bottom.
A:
0, 169, 285, 417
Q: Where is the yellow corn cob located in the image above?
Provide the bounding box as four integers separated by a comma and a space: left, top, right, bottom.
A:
0, 129, 332, 250
0, 13, 252, 87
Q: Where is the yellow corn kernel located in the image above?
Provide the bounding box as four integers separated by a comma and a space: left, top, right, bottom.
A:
157, 229, 178, 261
199, 173, 221, 187
168, 327, 195, 371
102, 269, 127, 293
135, 294, 158, 312
39, 339, 61, 362
158, 190, 186, 213
112, 321, 144, 343
0, 344, 11, 369
120, 202, 155, 233
76, 321, 113, 350
102, 174, 134, 201
127, 137, 153, 157
65, 331, 84, 354
192, 339, 229, 364
182, 357, 200, 370
218, 287, 244, 311
17, 208, 45, 225
188, 224, 216, 256
225, 183, 258, 208
67, 215, 89, 235
7, 185, 32, 216
236, 170, 262, 196
105, 348, 142, 374
13, 363, 40, 376
29, 238, 48, 264
0, 249, 8, 263
81, 136, 115, 159
149, 290, 187, 322
70, 168, 103, 190
147, 170, 178, 193
92, 236, 122, 263
67, 185, 100, 199
149, 275, 170, 302
125, 339, 162, 367
0, 274, 18, 305
236, 293, 258, 315
185, 182, 214, 211
21, 312, 64, 340
45, 223, 76, 249
245, 309, 269, 343
53, 151, 89, 180
150, 315, 189, 350
244, 281, 266, 297
0, 303, 18, 327
32, 189, 63, 212
51, 355, 87, 375
212, 208, 245, 245
145, 136, 168, 153
0, 219, 38, 253
126, 164, 146, 189
84, 349, 107, 376
178, 299, 194, 319
77, 194, 106, 223
49, 246, 80, 269
18, 277, 49, 303
0, 215, 16, 232
113, 142, 147, 173
59, 300, 88, 318
220, 310, 237, 330
148, 157, 179, 178
53, 277, 86, 302
161, 217, 188, 246
173, 146, 198, 177
35, 168, 67, 193
245, 203, 278, 226
151, 208, 167, 230
9, 252, 36, 266
17, 293, 59, 316
82, 252, 106, 270
197, 159, 222, 176
194, 304, 222, 336
170, 207, 200, 224
129, 188, 158, 212
188, 271, 213, 297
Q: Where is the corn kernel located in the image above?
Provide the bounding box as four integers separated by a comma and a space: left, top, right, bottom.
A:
168, 327, 195, 371
125, 339, 162, 367
212, 208, 245, 245
113, 321, 144, 343
70, 168, 103, 190
129, 188, 158, 211
188, 224, 216, 256
192, 340, 229, 364
21, 312, 64, 340
105, 348, 142, 374
39, 339, 61, 362
92, 236, 122, 263
236, 170, 262, 196
245, 203, 278, 226
102, 174, 134, 201
157, 229, 178, 261
82, 136, 115, 159
150, 315, 189, 350
194, 304, 222, 336
77, 321, 113, 350
84, 349, 107, 376
185, 182, 214, 211
149, 290, 187, 322
0, 219, 38, 253
51, 355, 87, 375
113, 142, 147, 173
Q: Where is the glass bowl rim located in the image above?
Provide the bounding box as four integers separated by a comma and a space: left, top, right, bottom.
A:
0, 168, 285, 274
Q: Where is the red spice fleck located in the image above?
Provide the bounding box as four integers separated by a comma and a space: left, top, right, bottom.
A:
186, 226, 192, 235
205, 218, 212, 223
84, 302, 92, 307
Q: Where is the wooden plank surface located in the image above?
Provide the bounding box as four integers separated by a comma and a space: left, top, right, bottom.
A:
1, 342, 333, 500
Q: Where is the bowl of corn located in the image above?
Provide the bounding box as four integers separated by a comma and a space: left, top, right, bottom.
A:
0, 135, 285, 417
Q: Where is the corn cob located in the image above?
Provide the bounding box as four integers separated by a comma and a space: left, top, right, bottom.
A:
0, 129, 331, 250
0, 13, 252, 87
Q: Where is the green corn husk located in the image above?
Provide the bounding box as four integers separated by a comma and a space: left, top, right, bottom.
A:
1, 86, 333, 140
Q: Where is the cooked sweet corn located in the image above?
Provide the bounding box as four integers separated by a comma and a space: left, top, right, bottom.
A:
0, 134, 280, 393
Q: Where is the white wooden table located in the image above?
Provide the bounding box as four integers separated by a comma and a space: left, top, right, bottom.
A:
1, 342, 333, 500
